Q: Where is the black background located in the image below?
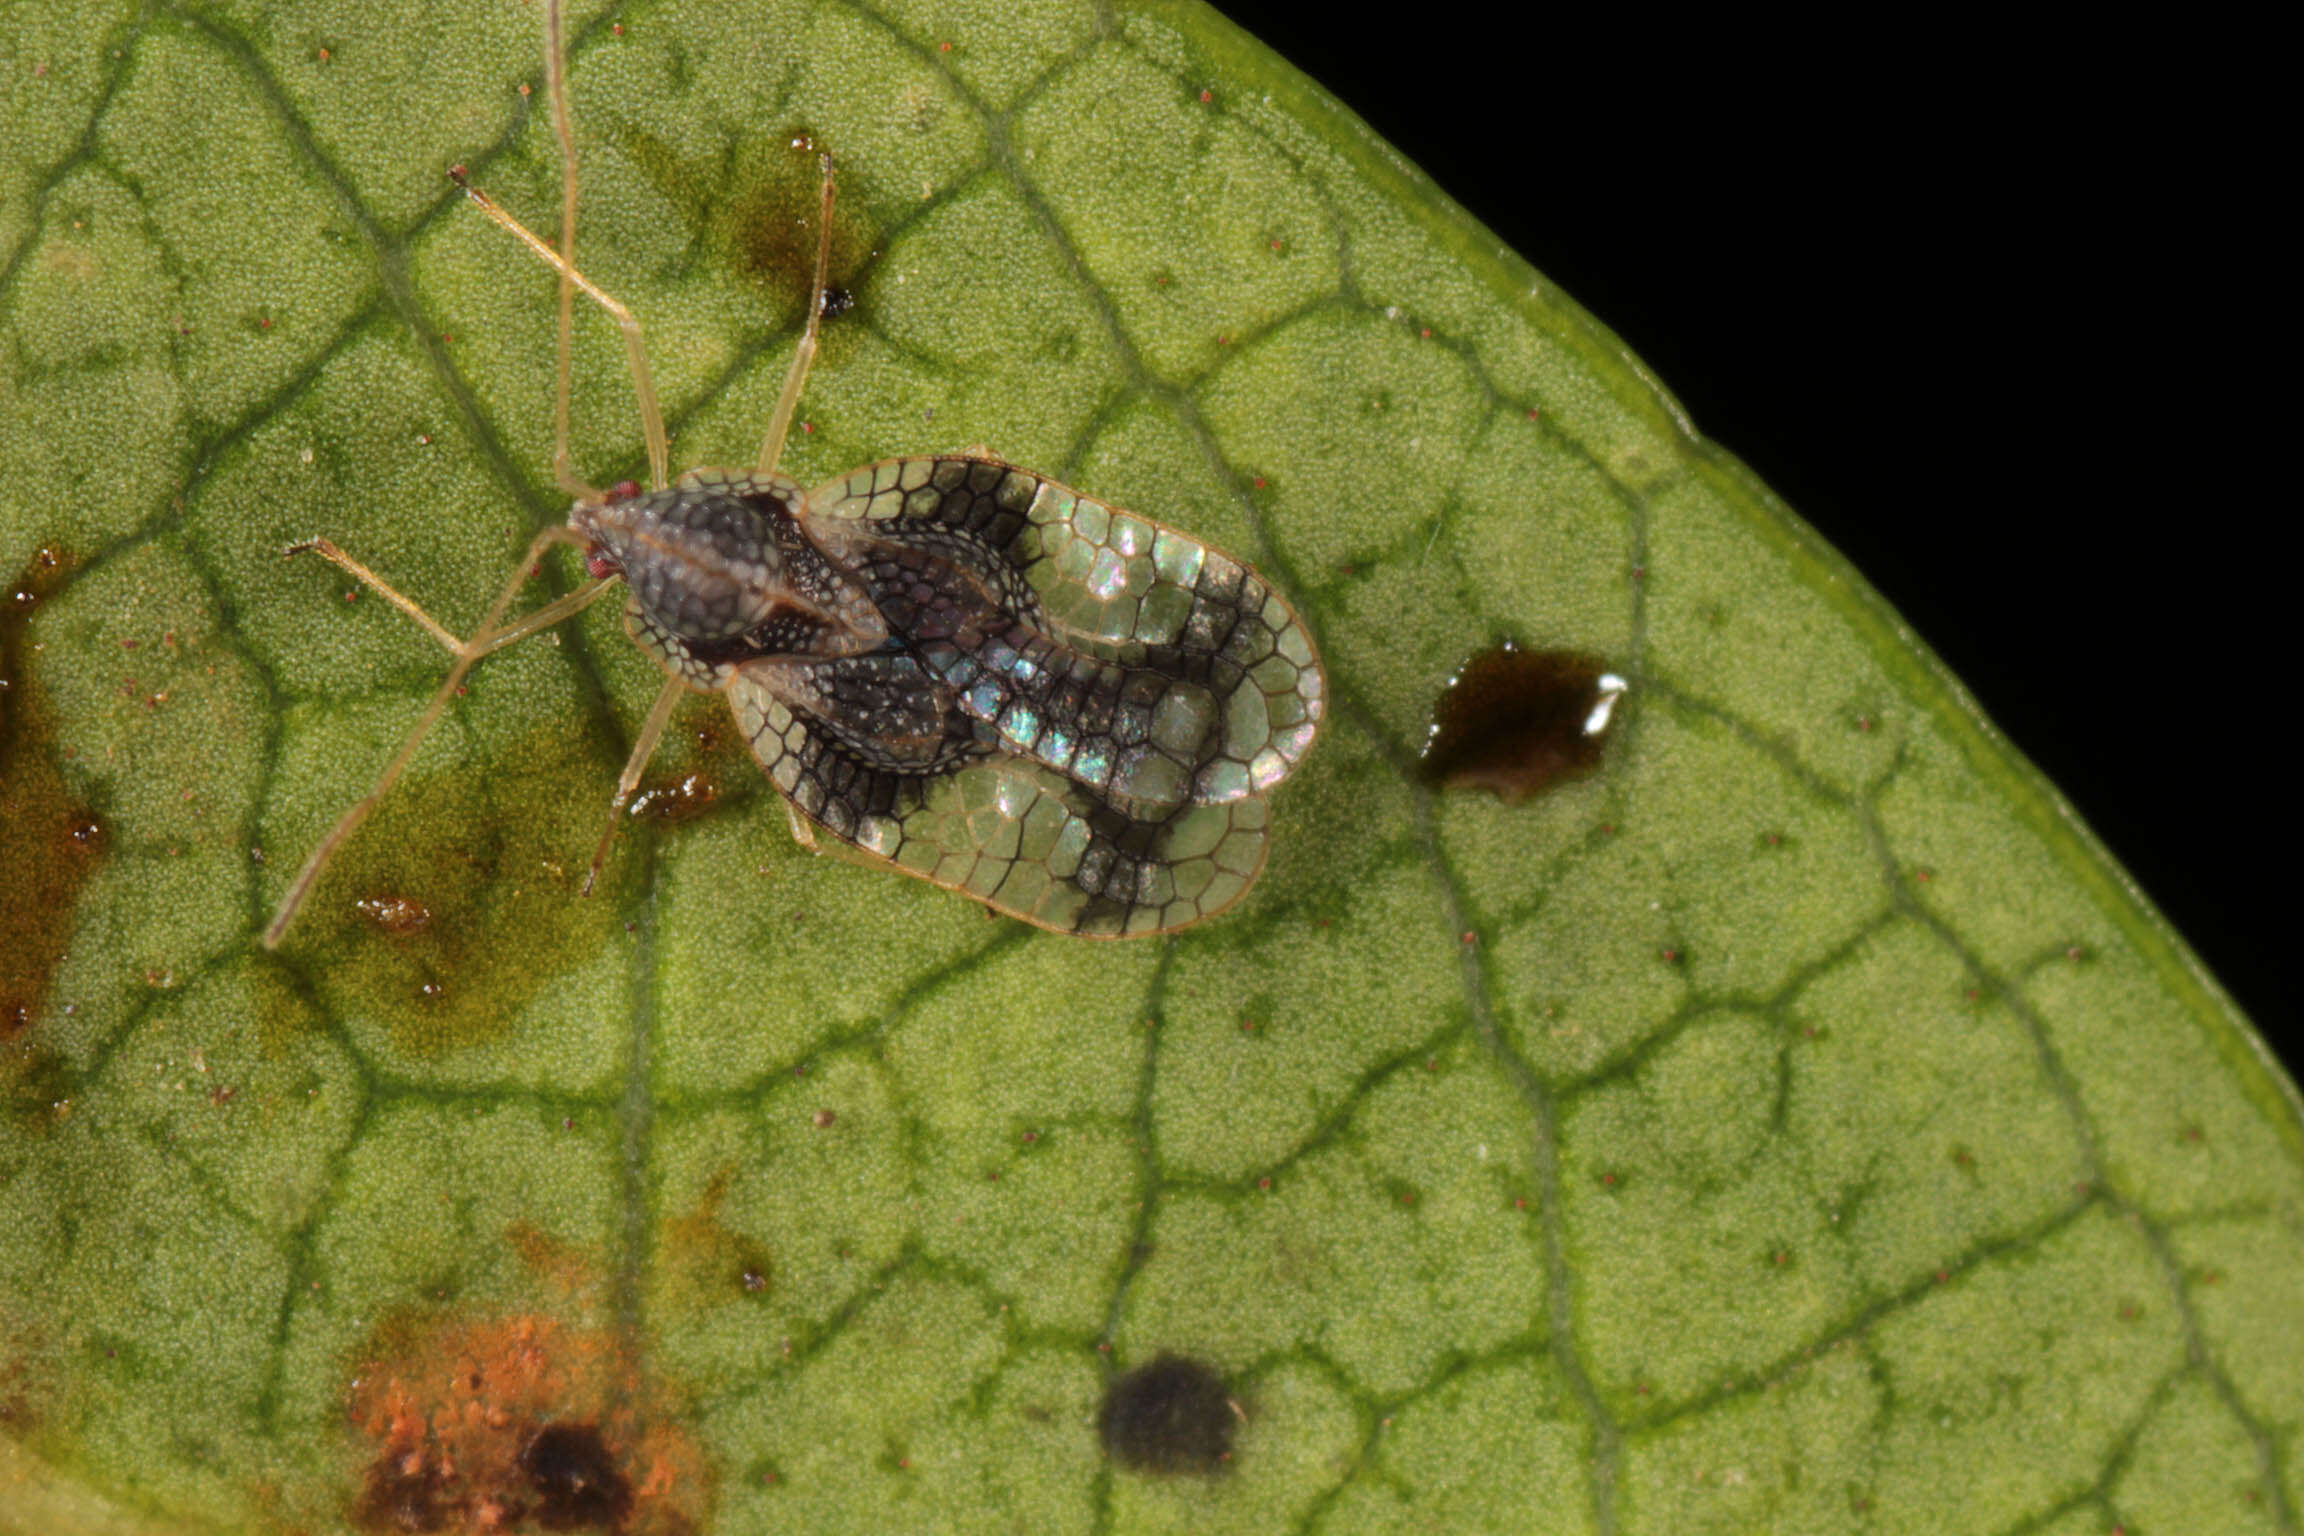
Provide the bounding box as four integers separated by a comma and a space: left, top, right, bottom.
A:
1212, 7, 2290, 1060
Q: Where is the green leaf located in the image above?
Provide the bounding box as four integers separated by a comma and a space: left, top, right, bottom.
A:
2, 2, 2296, 1533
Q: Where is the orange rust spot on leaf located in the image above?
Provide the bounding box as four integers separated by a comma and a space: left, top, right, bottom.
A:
0, 547, 103, 1045
348, 1313, 706, 1534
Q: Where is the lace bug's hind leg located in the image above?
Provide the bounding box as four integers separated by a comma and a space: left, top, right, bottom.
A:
261, 526, 606, 949
755, 152, 837, 479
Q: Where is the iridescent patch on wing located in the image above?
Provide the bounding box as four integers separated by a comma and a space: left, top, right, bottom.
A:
808, 456, 1323, 804
748, 455, 1326, 934
728, 675, 1272, 935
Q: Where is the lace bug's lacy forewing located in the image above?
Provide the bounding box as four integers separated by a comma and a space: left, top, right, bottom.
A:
732, 672, 1272, 935
716, 455, 1322, 935
808, 455, 1324, 791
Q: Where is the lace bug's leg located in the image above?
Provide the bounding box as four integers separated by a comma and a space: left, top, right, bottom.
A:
755, 153, 837, 478
545, 0, 585, 502
464, 578, 619, 657
449, 171, 668, 494
450, 0, 670, 495
285, 538, 614, 659
583, 674, 686, 896
261, 526, 596, 949
286, 538, 465, 654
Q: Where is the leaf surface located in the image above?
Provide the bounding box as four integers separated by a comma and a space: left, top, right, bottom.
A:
1, 3, 2297, 1533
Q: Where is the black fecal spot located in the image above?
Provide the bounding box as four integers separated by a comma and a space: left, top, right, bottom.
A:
1419, 644, 1626, 804
819, 285, 854, 320
1099, 1354, 1237, 1475
521, 1422, 632, 1530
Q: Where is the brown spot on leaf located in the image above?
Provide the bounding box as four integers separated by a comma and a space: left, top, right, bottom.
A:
628, 771, 717, 825
2, 1041, 70, 1135
356, 894, 434, 936
1419, 644, 1625, 804
618, 125, 873, 327
659, 1168, 773, 1303
0, 1314, 56, 1436
281, 614, 746, 1056
279, 726, 640, 1057
0, 547, 103, 1044
505, 1221, 594, 1297
348, 1314, 705, 1534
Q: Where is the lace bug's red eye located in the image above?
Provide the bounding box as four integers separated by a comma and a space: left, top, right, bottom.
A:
609, 479, 642, 503
585, 545, 620, 581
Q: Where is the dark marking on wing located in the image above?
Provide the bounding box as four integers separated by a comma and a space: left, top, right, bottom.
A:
618, 460, 1318, 935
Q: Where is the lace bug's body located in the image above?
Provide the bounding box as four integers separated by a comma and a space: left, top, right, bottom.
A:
591, 462, 1318, 935
259, 2, 1320, 948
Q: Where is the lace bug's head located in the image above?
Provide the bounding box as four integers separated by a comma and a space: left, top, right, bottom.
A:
571, 480, 790, 643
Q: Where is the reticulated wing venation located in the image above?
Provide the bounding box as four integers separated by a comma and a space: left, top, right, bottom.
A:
728, 664, 1272, 936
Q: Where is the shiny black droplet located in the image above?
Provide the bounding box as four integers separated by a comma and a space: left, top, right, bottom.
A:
1420, 644, 1625, 804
